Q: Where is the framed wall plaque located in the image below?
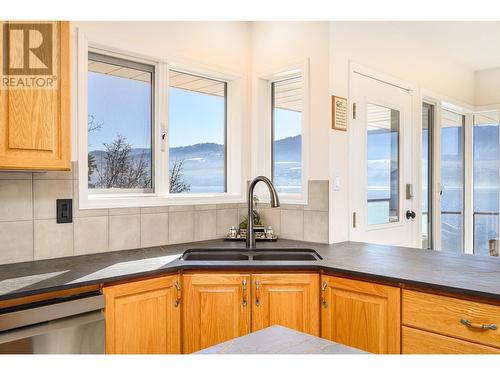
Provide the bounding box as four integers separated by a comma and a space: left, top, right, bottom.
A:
332, 95, 348, 131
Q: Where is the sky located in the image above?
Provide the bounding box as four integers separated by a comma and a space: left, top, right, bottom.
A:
88, 71, 302, 151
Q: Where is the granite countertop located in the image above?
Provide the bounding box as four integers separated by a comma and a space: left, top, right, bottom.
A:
196, 325, 366, 354
0, 239, 500, 302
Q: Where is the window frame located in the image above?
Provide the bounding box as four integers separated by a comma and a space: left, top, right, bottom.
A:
87, 51, 157, 195
77, 32, 245, 209
167, 68, 228, 195
256, 60, 310, 204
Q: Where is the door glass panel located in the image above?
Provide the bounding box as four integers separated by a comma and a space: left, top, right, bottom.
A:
422, 103, 433, 248
440, 109, 464, 252
473, 112, 499, 256
367, 103, 400, 225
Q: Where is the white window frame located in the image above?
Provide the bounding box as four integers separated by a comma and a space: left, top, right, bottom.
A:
420, 90, 474, 254
77, 29, 245, 209
253, 60, 310, 204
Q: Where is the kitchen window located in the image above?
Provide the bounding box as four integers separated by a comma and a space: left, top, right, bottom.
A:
78, 42, 244, 209
271, 75, 304, 195
168, 70, 227, 194
87, 52, 154, 193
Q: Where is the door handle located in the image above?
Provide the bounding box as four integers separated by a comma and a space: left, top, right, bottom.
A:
321, 280, 328, 308
242, 279, 247, 306
255, 280, 260, 307
174, 280, 181, 307
406, 210, 416, 220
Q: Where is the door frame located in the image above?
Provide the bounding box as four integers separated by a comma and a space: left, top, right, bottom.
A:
348, 62, 420, 247
421, 89, 475, 253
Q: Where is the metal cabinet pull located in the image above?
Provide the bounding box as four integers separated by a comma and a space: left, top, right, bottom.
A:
242, 279, 247, 306
460, 319, 497, 331
255, 280, 260, 307
321, 280, 328, 308
174, 280, 181, 307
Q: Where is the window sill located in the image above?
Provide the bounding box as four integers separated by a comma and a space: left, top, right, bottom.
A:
80, 193, 246, 210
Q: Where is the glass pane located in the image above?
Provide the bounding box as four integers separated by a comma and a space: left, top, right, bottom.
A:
168, 70, 226, 194
272, 76, 302, 194
422, 103, 433, 248
87, 54, 153, 191
473, 112, 499, 257
440, 109, 464, 252
366, 104, 400, 225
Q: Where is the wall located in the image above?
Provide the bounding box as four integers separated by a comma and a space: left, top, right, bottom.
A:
328, 21, 477, 242
0, 21, 330, 265
250, 21, 331, 182
475, 67, 500, 107
0, 163, 329, 264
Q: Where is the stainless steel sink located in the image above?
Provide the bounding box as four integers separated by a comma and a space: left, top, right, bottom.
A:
180, 248, 322, 261
181, 250, 249, 261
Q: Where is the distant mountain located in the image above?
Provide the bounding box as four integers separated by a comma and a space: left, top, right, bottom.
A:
274, 135, 301, 162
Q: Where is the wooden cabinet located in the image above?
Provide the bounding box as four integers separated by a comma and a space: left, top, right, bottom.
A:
320, 275, 400, 354
0, 21, 70, 170
182, 273, 251, 353
402, 326, 500, 354
251, 273, 320, 336
402, 289, 500, 354
103, 274, 181, 354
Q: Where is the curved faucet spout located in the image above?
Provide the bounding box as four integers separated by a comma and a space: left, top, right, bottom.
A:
246, 176, 280, 249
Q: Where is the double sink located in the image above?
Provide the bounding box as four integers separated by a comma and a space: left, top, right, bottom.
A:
180, 248, 322, 262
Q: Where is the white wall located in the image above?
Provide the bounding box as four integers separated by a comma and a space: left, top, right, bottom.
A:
475, 67, 500, 107
250, 21, 331, 182
329, 21, 477, 243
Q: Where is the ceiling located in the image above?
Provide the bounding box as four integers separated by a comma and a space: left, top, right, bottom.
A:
390, 22, 500, 72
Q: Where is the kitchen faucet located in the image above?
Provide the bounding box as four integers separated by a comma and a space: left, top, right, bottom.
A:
246, 176, 280, 249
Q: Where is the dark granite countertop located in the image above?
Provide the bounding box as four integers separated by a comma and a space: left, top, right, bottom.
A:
196, 325, 366, 354
1, 239, 500, 302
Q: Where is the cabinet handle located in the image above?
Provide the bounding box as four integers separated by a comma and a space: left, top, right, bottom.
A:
174, 280, 181, 307
242, 279, 247, 306
460, 319, 497, 331
321, 280, 328, 308
255, 280, 260, 307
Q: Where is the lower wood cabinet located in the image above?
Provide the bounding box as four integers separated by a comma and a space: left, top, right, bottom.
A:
103, 274, 181, 354
402, 326, 500, 354
320, 275, 401, 354
402, 289, 500, 354
182, 273, 251, 353
251, 273, 320, 336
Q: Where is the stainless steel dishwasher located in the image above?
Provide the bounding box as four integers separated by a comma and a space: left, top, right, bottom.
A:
0, 291, 105, 354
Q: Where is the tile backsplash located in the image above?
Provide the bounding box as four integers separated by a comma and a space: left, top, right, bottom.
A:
0, 162, 329, 264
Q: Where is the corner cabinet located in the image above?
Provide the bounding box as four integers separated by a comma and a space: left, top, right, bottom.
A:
320, 275, 401, 354
0, 21, 70, 171
182, 273, 251, 353
103, 274, 182, 354
251, 273, 320, 336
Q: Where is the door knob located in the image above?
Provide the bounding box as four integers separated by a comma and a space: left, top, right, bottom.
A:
406, 210, 416, 220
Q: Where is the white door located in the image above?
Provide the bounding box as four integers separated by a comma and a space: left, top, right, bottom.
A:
349, 71, 416, 246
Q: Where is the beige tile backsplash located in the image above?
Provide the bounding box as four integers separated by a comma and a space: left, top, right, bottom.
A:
0, 163, 329, 264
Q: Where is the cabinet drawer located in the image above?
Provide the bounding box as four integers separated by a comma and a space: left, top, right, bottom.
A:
403, 290, 500, 348
402, 326, 500, 354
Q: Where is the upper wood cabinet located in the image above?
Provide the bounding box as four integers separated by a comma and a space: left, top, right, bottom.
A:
0, 21, 70, 170
103, 274, 182, 354
251, 273, 320, 336
321, 275, 400, 354
182, 273, 251, 353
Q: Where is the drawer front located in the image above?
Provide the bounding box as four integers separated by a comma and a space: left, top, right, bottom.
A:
403, 326, 500, 354
403, 290, 500, 348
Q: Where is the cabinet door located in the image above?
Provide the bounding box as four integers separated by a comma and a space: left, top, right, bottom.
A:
0, 21, 70, 170
251, 273, 320, 336
183, 273, 250, 353
321, 275, 400, 354
103, 274, 181, 354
